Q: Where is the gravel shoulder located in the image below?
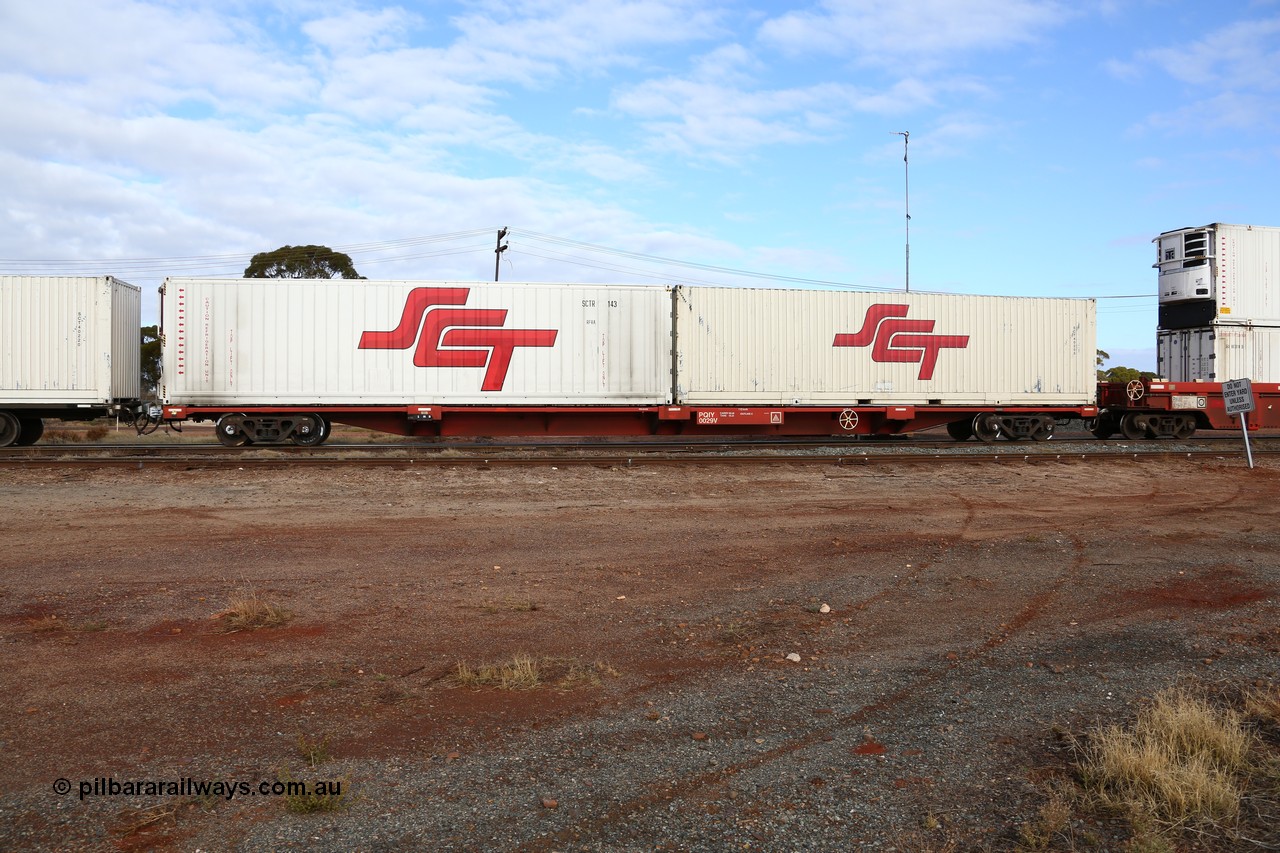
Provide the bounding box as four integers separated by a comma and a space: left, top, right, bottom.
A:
1, 456, 1277, 851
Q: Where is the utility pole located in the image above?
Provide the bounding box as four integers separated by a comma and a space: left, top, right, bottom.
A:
494, 227, 509, 281
893, 131, 910, 292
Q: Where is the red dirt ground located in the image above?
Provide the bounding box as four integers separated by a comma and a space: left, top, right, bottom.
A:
1, 455, 1277, 850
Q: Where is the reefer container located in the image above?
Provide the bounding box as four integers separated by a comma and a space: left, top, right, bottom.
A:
160, 278, 672, 405
0, 275, 141, 406
1157, 325, 1280, 383
674, 287, 1095, 406
1156, 224, 1280, 328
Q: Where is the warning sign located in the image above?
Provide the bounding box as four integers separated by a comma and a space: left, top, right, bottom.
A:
1222, 378, 1255, 416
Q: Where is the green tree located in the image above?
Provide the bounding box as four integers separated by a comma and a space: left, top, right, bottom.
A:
141, 325, 161, 397
1097, 351, 1157, 382
244, 245, 364, 279
1102, 366, 1158, 383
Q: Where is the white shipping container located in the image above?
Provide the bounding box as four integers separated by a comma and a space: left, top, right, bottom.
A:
675, 288, 1095, 406
161, 278, 673, 405
0, 275, 141, 405
1157, 325, 1280, 383
1156, 223, 1280, 323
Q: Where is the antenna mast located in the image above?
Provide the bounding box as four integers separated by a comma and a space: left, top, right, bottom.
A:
893, 131, 910, 292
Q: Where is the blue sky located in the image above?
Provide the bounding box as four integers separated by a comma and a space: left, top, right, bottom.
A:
3, 0, 1278, 371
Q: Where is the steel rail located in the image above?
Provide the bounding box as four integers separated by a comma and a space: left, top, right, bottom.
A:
8, 433, 1280, 456
1, 445, 1274, 468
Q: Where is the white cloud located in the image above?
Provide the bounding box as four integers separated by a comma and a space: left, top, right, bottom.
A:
302, 7, 418, 55
613, 74, 857, 160
321, 51, 509, 123
611, 57, 991, 161
1117, 16, 1280, 136
450, 0, 726, 72
1137, 91, 1277, 135
0, 1, 315, 114
546, 144, 652, 182
758, 0, 1071, 69
1102, 58, 1141, 82
608, 36, 863, 161
851, 78, 940, 115
691, 43, 762, 84
923, 113, 1002, 152
1138, 18, 1280, 91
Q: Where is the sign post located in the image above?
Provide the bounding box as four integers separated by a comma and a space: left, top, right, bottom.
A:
1222, 378, 1255, 469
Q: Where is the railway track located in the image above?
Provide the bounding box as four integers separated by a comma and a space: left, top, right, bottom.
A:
2, 436, 1274, 467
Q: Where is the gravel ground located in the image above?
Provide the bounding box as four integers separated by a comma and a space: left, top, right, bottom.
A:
0, 455, 1277, 851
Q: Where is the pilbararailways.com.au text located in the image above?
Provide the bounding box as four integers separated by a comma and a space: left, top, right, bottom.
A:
53, 776, 342, 801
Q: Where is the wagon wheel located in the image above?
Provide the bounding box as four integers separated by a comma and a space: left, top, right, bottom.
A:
1089, 416, 1116, 439
1125, 379, 1145, 402
1120, 412, 1149, 441
0, 411, 21, 447
291, 414, 328, 447
314, 414, 331, 444
837, 409, 859, 432
215, 414, 250, 448
971, 413, 1001, 443
1173, 415, 1196, 440
1030, 419, 1054, 441
16, 418, 44, 446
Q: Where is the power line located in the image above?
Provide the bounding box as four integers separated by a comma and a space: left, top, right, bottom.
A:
0, 227, 1154, 299
507, 229, 903, 292
0, 229, 496, 269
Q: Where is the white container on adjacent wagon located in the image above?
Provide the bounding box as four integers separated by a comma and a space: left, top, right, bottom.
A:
1156, 224, 1280, 326
160, 278, 673, 405
1157, 325, 1280, 383
673, 287, 1096, 406
0, 275, 141, 405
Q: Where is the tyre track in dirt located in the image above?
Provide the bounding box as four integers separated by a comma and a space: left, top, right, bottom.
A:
517, 511, 1096, 850
947, 473, 1253, 543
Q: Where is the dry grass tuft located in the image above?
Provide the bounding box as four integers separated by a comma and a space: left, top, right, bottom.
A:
555, 660, 620, 690
451, 654, 618, 691
1244, 683, 1280, 725
277, 769, 346, 814
453, 653, 542, 690
1017, 680, 1280, 850
1080, 688, 1249, 827
42, 424, 112, 444
215, 589, 292, 632
1018, 786, 1074, 849
715, 620, 752, 643
110, 803, 178, 836
296, 733, 331, 768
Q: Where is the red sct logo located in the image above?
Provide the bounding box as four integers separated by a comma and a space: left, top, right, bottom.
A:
359, 287, 558, 391
834, 304, 969, 380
